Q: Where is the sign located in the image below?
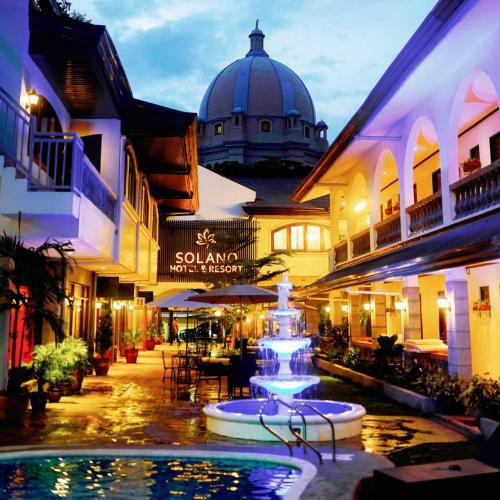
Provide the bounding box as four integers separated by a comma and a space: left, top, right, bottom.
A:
158, 220, 258, 282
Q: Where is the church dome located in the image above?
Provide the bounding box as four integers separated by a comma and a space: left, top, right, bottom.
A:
199, 22, 316, 124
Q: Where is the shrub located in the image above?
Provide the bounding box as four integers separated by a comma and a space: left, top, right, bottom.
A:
342, 346, 361, 369
460, 374, 500, 417
419, 371, 464, 400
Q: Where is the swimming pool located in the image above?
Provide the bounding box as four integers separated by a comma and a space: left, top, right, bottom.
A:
0, 449, 316, 499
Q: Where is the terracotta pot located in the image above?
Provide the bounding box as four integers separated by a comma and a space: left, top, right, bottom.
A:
124, 348, 139, 363
48, 389, 63, 403
30, 392, 48, 413
145, 339, 156, 351
91, 357, 111, 376
71, 370, 84, 393
0, 394, 29, 423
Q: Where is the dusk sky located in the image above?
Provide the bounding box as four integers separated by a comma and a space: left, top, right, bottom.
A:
71, 0, 437, 138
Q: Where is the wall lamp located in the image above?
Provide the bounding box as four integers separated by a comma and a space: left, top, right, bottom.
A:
214, 310, 222, 317
437, 296, 451, 311
363, 302, 372, 311
341, 304, 349, 313
95, 301, 102, 310
324, 306, 331, 313
395, 300, 406, 312
113, 301, 123, 311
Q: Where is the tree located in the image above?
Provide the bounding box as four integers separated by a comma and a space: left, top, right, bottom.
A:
55, 1, 90, 23
0, 233, 73, 368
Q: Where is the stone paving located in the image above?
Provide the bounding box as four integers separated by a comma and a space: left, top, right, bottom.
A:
0, 348, 467, 498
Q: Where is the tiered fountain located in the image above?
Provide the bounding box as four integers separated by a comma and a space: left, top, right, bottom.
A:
203, 275, 365, 441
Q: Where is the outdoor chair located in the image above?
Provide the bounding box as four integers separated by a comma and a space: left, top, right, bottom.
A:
161, 351, 175, 383
228, 355, 258, 399
193, 356, 228, 400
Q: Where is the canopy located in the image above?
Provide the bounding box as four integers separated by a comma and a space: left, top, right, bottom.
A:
186, 284, 278, 305
147, 290, 213, 309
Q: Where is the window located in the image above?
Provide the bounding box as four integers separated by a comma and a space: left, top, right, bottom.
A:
490, 132, 500, 163
141, 180, 150, 227
271, 224, 331, 252
214, 122, 223, 136
293, 118, 298, 128
124, 149, 138, 210
273, 228, 287, 250
432, 169, 441, 193
479, 286, 490, 302
319, 129, 326, 139
413, 183, 418, 203
470, 144, 480, 160
260, 120, 271, 133
233, 115, 240, 126
304, 126, 310, 139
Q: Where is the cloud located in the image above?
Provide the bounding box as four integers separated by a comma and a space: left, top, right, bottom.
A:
70, 0, 437, 137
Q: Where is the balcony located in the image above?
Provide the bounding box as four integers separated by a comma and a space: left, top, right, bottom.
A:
374, 212, 401, 248
450, 159, 500, 219
334, 240, 348, 265
406, 191, 443, 235
351, 228, 370, 258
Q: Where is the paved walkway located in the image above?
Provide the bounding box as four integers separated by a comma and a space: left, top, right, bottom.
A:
0, 348, 467, 498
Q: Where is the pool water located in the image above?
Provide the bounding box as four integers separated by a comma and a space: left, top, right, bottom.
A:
0, 456, 301, 499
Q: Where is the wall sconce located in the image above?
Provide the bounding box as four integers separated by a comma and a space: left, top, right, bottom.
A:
27, 90, 39, 109
214, 310, 222, 317
127, 305, 134, 311
259, 314, 266, 320
354, 200, 368, 212
363, 302, 372, 311
341, 304, 349, 313
245, 317, 252, 323
113, 301, 122, 310
324, 306, 331, 313
437, 297, 450, 311
395, 300, 406, 312
95, 302, 102, 310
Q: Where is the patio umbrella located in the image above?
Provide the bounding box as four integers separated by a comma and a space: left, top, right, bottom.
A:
147, 290, 213, 358
187, 284, 279, 358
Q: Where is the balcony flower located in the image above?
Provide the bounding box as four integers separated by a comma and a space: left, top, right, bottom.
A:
472, 299, 491, 316
384, 207, 393, 216
393, 202, 400, 212
461, 158, 481, 173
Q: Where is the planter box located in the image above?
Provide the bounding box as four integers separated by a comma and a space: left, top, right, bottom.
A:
316, 358, 434, 413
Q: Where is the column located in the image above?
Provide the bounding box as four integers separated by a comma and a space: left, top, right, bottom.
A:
349, 294, 361, 341
371, 295, 387, 341
402, 276, 422, 340
446, 269, 472, 379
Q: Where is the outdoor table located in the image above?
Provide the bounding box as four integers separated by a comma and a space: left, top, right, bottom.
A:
172, 354, 194, 384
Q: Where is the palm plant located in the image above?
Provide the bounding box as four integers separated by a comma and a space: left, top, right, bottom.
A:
0, 232, 74, 368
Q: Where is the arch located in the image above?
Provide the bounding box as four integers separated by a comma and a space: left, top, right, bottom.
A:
403, 116, 441, 206
448, 70, 499, 182
349, 172, 370, 234
372, 148, 400, 222
140, 176, 151, 228
124, 144, 139, 211
32, 94, 63, 133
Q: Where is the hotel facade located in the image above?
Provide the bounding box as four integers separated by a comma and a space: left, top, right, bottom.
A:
293, 0, 500, 379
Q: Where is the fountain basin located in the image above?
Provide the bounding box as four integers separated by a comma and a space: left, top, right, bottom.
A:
258, 338, 310, 355
250, 375, 320, 395
204, 399, 366, 442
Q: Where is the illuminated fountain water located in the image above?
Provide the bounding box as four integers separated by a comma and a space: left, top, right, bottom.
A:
203, 275, 366, 441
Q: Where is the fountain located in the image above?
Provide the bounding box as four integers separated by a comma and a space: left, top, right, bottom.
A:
203, 275, 366, 441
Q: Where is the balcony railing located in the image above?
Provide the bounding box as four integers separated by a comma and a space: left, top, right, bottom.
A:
351, 228, 370, 258
334, 240, 348, 265
30, 133, 116, 221
450, 160, 500, 219
374, 212, 401, 248
406, 191, 443, 235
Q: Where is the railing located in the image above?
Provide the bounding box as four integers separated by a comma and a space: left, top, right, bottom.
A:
351, 228, 370, 258
30, 132, 116, 222
374, 212, 401, 248
406, 190, 443, 235
334, 240, 348, 265
0, 86, 33, 178
450, 160, 500, 219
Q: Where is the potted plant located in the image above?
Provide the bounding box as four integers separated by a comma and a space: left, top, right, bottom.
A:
419, 371, 464, 414
374, 334, 403, 365
461, 158, 481, 174
60, 337, 90, 393
122, 329, 142, 363
472, 299, 491, 317
384, 207, 393, 216
92, 302, 113, 376
393, 201, 400, 212
460, 374, 500, 421
145, 324, 157, 351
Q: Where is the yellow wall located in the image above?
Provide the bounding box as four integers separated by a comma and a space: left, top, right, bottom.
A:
418, 274, 445, 339
413, 152, 440, 202
468, 263, 500, 377
374, 281, 404, 336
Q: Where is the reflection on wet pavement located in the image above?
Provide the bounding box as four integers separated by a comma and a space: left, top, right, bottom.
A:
0, 350, 465, 455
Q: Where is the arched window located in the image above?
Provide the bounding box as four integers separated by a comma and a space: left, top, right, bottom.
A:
151, 202, 159, 241
272, 224, 330, 252
141, 179, 150, 228
124, 148, 138, 210
304, 126, 311, 139
260, 120, 271, 133
214, 122, 223, 136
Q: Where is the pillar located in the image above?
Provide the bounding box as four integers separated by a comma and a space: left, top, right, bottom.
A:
371, 295, 387, 341
349, 294, 361, 340
446, 269, 472, 379
403, 276, 422, 340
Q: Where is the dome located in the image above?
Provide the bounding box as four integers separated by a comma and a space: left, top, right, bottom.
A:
199, 23, 316, 124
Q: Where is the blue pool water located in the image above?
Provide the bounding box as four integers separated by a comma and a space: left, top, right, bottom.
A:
218, 399, 352, 416
0, 455, 301, 499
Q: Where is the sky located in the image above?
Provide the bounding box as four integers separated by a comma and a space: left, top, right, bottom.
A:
71, 0, 438, 138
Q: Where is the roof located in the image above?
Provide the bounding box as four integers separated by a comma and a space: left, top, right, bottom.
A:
199, 25, 316, 123
230, 177, 329, 216
292, 0, 473, 202
296, 207, 500, 295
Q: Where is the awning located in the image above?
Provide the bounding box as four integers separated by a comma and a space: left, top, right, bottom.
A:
297, 208, 500, 296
